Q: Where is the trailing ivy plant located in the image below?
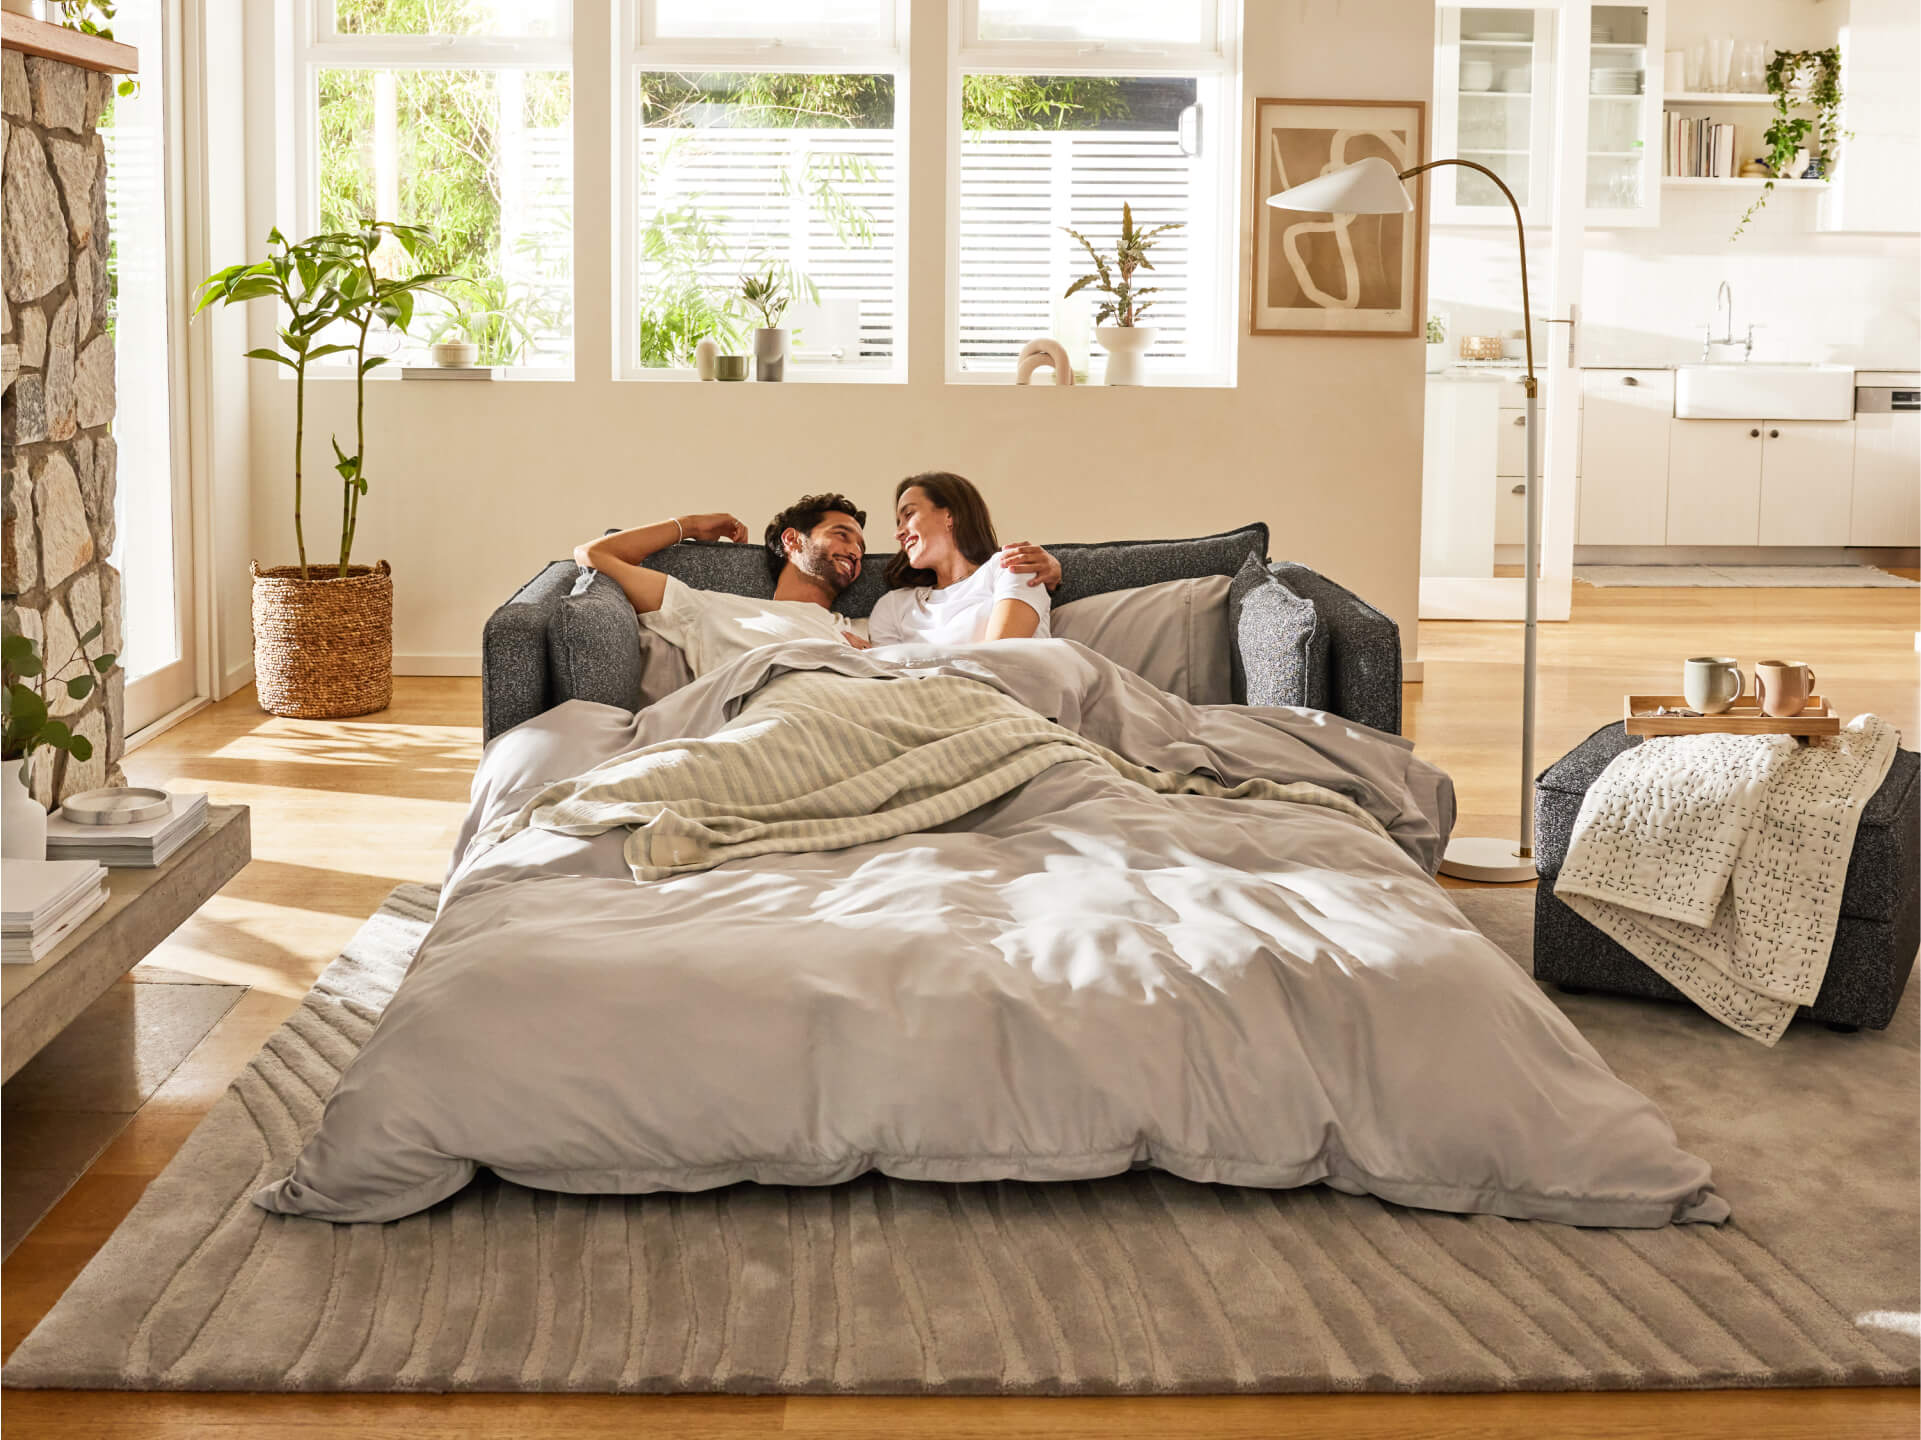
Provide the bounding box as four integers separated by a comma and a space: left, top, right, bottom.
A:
1062, 203, 1184, 327
2, 629, 117, 785
1732, 47, 1846, 241
194, 223, 443, 580
50, 2, 137, 96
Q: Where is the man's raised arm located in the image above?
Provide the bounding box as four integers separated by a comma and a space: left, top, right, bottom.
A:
574, 514, 748, 615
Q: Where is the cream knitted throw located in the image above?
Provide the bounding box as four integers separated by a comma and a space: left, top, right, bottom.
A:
481, 670, 1387, 881
1555, 716, 1899, 1045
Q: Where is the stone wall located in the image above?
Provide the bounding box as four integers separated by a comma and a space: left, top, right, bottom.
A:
1, 46, 124, 804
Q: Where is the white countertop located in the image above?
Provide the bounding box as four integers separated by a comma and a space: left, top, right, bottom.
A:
1858, 371, 1919, 387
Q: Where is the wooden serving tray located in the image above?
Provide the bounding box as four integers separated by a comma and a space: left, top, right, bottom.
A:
1624, 695, 1840, 738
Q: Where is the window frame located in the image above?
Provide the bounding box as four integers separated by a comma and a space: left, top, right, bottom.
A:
289, 1, 577, 377
945, 0, 1242, 386
614, 0, 913, 383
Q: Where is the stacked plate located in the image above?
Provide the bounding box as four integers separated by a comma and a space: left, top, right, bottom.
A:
1591, 69, 1643, 96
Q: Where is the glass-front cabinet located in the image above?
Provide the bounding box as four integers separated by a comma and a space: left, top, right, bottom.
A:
1432, 1, 1664, 229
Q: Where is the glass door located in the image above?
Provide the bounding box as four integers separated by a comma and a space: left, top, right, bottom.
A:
1582, 2, 1664, 225
1431, 5, 1559, 227
108, 2, 197, 733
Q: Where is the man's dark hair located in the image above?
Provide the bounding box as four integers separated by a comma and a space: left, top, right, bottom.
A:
763, 492, 867, 579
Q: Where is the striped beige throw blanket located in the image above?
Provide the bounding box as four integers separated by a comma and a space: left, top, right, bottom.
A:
482, 670, 1387, 880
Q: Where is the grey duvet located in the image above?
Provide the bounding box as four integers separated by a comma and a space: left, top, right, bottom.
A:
255, 639, 1727, 1227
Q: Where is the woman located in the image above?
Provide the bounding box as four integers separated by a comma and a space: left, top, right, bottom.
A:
867, 472, 1052, 646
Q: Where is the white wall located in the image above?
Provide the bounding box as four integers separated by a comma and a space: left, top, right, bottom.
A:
225, 0, 1435, 677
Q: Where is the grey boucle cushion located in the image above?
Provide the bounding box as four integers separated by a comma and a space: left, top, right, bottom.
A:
551, 569, 648, 711
1226, 553, 1329, 710
1267, 561, 1402, 736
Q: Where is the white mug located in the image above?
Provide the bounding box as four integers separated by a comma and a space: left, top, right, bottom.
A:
1683, 657, 1745, 715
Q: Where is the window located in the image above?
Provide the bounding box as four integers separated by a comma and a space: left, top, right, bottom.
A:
619, 3, 907, 378
299, 1, 575, 369
950, 1, 1239, 383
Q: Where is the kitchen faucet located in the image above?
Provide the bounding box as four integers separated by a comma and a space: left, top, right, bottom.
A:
1704, 280, 1757, 360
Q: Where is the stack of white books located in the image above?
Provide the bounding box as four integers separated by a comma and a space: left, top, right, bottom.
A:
2, 859, 109, 964
46, 791, 209, 868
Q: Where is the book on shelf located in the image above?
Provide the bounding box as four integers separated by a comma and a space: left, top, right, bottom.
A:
1665, 113, 1738, 178
1, 858, 109, 963
45, 790, 209, 868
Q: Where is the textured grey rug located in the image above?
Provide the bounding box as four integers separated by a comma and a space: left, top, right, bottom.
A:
1574, 565, 1917, 588
4, 883, 1915, 1393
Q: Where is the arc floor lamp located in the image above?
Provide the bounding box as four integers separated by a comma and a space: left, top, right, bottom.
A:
1267, 154, 1541, 883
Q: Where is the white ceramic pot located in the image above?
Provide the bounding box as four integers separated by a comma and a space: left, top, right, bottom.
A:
693, 336, 719, 381
1094, 326, 1154, 387
753, 327, 789, 382
431, 341, 479, 368
1426, 342, 1448, 373
3, 757, 46, 861
0, 1, 37, 16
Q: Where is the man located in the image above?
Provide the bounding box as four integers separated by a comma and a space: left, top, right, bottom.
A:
574, 493, 1062, 677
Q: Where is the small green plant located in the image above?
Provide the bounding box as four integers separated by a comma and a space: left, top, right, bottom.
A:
1733, 47, 1846, 240
1061, 203, 1183, 327
429, 275, 539, 367
739, 270, 790, 330
194, 223, 444, 579
50, 2, 136, 96
1426, 314, 1447, 344
2, 629, 116, 784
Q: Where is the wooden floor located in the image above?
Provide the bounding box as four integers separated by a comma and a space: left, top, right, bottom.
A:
3, 576, 1916, 1437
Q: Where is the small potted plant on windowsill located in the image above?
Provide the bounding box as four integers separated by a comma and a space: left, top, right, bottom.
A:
425, 276, 538, 372
739, 270, 791, 382
1062, 203, 1183, 387
2, 628, 116, 859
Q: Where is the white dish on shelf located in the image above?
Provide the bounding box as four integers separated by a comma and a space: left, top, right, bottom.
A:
1460, 60, 1496, 91
1465, 31, 1529, 42
58, 787, 172, 826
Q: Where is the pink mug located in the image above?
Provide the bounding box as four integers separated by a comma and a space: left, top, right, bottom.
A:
1754, 660, 1816, 718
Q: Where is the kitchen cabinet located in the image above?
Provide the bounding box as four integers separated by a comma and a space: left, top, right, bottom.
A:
1431, 3, 1664, 229
1819, 0, 1920, 235
1851, 411, 1921, 545
1758, 422, 1854, 547
1666, 420, 1762, 545
1577, 369, 1671, 544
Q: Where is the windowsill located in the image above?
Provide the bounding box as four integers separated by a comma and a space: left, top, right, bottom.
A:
620, 367, 907, 385
302, 367, 576, 382
947, 369, 1236, 390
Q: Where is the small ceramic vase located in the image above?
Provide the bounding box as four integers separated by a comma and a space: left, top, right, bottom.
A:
1095, 326, 1154, 387
693, 337, 719, 381
3, 757, 47, 861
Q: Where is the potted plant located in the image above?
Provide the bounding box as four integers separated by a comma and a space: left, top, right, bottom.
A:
1733, 47, 1845, 240
194, 222, 444, 718
739, 270, 790, 382
1061, 203, 1183, 387
2, 628, 115, 859
427, 275, 539, 369
1426, 313, 1449, 373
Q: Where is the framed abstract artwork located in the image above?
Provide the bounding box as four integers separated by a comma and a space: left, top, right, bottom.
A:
1250, 98, 1427, 338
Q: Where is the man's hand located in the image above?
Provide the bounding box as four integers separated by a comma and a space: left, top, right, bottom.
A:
681, 513, 749, 544
1001, 541, 1062, 592
841, 630, 873, 650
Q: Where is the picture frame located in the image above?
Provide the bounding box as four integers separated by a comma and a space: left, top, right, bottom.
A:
1249, 98, 1427, 338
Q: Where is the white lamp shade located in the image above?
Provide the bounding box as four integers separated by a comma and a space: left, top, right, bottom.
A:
1264, 156, 1413, 215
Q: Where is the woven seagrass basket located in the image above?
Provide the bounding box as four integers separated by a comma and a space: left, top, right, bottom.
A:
249, 560, 393, 718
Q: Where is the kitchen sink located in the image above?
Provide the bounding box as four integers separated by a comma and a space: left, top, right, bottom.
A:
1674, 363, 1856, 421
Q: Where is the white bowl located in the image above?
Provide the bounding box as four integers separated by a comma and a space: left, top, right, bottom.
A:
1495, 70, 1531, 92
1460, 60, 1496, 91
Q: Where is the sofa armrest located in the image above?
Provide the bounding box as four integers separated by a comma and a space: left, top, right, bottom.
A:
1267, 561, 1403, 735
481, 562, 645, 743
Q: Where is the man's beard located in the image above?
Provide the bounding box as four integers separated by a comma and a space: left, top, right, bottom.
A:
794, 537, 856, 594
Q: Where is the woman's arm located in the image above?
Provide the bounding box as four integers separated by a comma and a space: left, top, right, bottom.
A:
983, 596, 1042, 641
573, 514, 746, 615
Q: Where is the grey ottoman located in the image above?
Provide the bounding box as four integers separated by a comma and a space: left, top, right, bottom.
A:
1533, 722, 1919, 1032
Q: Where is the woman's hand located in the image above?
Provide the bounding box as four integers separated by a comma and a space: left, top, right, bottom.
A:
681, 513, 749, 544
841, 631, 873, 650
1000, 541, 1062, 592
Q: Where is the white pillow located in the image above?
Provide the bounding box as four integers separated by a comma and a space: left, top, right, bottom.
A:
1050, 575, 1234, 704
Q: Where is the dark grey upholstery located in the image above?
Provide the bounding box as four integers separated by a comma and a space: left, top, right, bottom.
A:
1267, 561, 1403, 736
1533, 722, 1920, 1032
1227, 554, 1329, 710
481, 525, 1405, 742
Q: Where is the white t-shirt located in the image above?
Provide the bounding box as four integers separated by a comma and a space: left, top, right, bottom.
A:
640, 575, 866, 677
867, 555, 1052, 647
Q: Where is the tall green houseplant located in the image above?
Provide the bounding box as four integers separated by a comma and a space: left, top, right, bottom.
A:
1732, 48, 1846, 240
193, 222, 443, 578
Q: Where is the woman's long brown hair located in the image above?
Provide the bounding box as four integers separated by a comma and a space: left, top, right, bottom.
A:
883, 472, 1000, 589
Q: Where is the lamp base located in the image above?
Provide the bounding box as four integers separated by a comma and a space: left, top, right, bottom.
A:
1438, 835, 1538, 884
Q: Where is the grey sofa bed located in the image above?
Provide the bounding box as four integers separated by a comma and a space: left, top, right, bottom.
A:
480, 523, 1403, 743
